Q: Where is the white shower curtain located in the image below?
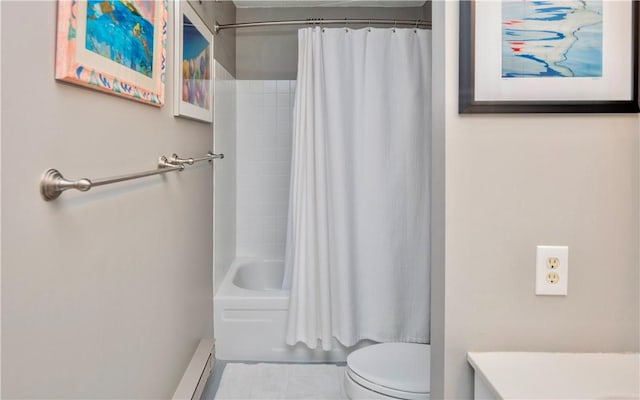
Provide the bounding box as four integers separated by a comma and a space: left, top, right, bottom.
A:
284, 27, 431, 350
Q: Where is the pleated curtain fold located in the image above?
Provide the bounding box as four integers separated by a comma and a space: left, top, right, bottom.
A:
284, 27, 432, 350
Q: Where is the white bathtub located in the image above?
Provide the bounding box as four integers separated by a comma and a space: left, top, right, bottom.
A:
214, 258, 358, 362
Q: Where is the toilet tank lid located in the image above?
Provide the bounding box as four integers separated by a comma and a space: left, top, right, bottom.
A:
347, 343, 430, 394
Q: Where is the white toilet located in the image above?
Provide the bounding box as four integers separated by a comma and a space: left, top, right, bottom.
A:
344, 343, 430, 400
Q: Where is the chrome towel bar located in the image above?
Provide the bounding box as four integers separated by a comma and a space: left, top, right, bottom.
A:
40, 152, 224, 201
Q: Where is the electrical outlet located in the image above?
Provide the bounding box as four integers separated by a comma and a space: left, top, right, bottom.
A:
546, 271, 559, 284
536, 245, 568, 296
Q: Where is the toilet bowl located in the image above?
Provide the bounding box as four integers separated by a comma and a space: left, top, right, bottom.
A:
344, 343, 430, 400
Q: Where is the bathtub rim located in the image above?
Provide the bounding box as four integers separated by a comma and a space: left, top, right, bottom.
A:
215, 257, 288, 300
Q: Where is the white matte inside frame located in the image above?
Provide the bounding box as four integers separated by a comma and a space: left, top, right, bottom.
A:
174, 1, 214, 122
474, 0, 633, 102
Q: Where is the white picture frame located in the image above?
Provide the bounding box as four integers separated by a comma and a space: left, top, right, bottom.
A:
173, 0, 214, 122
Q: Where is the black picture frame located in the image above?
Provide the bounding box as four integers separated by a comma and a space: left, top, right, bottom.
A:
459, 0, 640, 114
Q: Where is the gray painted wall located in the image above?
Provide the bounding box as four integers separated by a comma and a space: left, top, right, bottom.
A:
430, 2, 640, 398
192, 0, 237, 76
0, 1, 232, 397
236, 5, 430, 79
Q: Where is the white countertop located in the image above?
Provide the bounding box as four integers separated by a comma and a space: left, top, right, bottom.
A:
467, 352, 640, 400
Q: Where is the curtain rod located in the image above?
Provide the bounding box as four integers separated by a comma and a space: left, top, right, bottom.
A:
214, 18, 431, 33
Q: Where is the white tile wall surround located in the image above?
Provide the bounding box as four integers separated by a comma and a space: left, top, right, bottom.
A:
236, 80, 296, 259
214, 61, 237, 293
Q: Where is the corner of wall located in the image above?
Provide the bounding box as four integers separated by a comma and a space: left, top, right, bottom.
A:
191, 0, 237, 77
0, 1, 3, 393
422, 0, 432, 21
429, 1, 446, 398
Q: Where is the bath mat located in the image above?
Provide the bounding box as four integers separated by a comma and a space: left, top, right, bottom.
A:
214, 363, 347, 399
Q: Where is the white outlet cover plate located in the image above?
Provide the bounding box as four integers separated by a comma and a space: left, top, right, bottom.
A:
536, 245, 568, 296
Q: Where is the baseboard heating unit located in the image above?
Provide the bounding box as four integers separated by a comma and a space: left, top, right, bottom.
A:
172, 338, 214, 400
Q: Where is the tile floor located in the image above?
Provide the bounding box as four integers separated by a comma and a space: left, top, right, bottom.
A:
210, 363, 348, 400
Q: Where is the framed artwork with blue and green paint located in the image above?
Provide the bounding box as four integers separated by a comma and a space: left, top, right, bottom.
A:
173, 0, 213, 123
459, 0, 639, 113
55, 0, 167, 106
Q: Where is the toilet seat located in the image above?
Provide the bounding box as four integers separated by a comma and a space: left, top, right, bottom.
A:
345, 343, 430, 400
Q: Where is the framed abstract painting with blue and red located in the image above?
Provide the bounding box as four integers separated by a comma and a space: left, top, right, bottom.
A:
459, 0, 639, 113
55, 0, 168, 106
